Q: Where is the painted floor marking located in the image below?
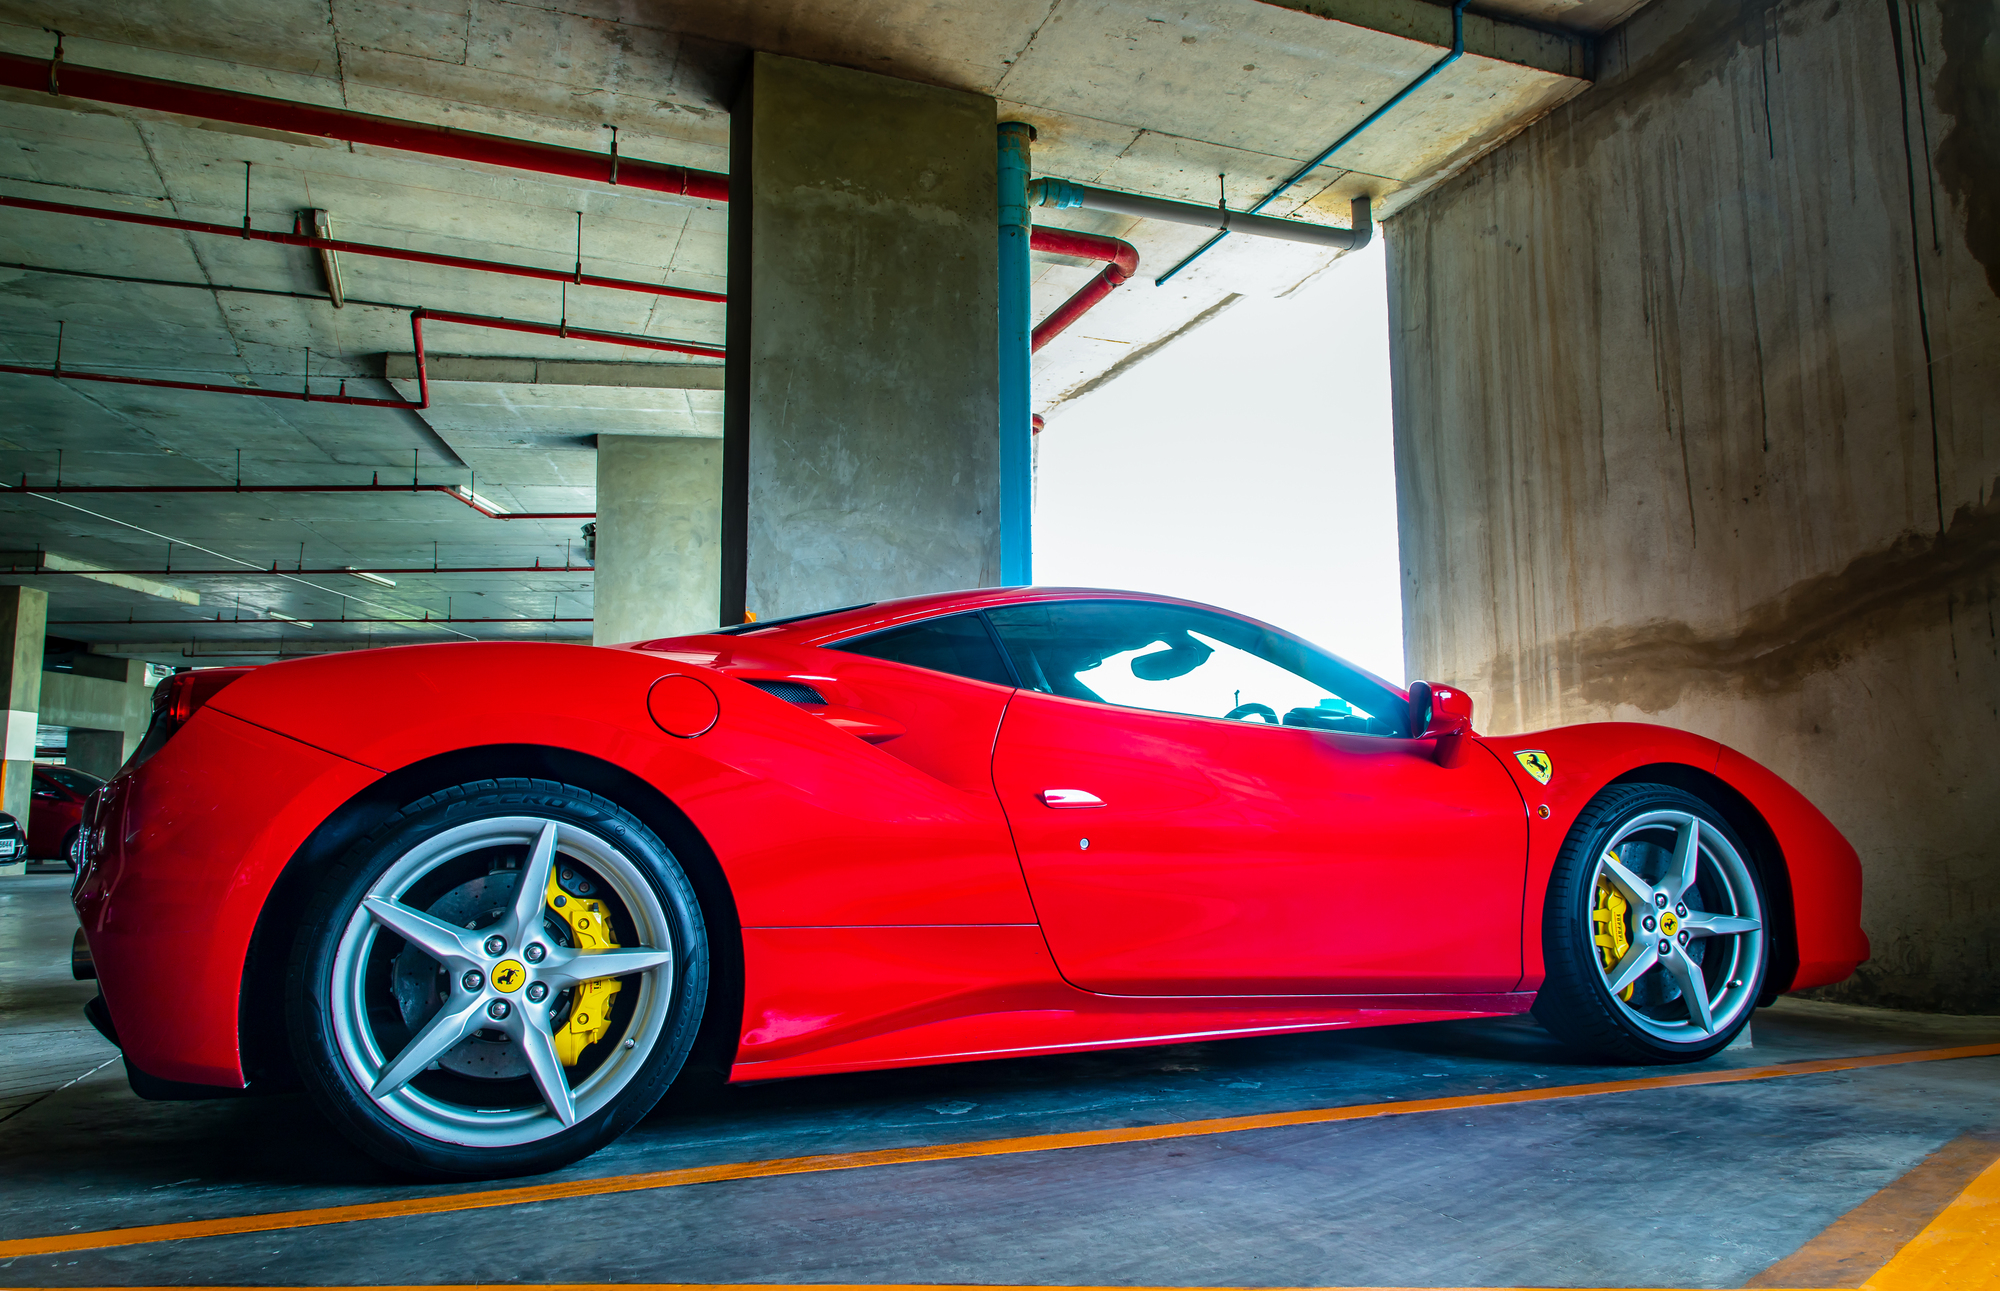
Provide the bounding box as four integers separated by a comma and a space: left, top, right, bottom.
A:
2, 1042, 1995, 1261
1746, 1131, 2000, 1287
1857, 1146, 2000, 1290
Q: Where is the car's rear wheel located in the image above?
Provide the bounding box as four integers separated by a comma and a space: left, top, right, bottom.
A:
1532, 783, 1767, 1063
288, 778, 709, 1178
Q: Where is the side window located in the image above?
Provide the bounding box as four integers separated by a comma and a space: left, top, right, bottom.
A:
985, 601, 1404, 736
829, 613, 1017, 687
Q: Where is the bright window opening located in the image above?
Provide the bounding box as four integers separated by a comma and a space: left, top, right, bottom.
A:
1032, 239, 1403, 683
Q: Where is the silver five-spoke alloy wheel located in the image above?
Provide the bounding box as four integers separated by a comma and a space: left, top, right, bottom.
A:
329, 814, 676, 1147
1533, 782, 1771, 1062
1588, 808, 1765, 1043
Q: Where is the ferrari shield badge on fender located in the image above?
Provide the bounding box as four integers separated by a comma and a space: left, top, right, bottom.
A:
1515, 750, 1553, 785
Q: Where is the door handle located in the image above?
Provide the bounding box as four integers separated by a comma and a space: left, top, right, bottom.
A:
1039, 788, 1105, 808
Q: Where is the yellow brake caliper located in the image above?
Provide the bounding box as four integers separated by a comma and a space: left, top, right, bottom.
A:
1592, 854, 1635, 1001
545, 867, 622, 1066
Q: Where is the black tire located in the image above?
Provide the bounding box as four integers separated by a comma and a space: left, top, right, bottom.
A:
1532, 782, 1768, 1063
287, 778, 710, 1179
62, 827, 80, 872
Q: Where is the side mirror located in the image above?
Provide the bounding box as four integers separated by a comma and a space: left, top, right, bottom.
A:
1407, 681, 1474, 766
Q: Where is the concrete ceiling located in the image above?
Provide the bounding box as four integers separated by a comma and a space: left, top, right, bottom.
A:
0, 0, 1643, 661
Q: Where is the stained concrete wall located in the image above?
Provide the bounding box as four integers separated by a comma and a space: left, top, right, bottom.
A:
723, 54, 1000, 623
592, 435, 724, 645
1387, 0, 1999, 1011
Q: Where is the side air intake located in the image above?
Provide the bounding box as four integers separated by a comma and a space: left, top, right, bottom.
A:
743, 679, 827, 707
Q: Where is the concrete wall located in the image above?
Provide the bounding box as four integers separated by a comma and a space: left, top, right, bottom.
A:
592, 435, 724, 645
724, 54, 1001, 622
1386, 0, 1999, 1011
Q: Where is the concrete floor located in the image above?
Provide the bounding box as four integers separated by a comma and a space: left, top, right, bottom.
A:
2, 870, 1996, 1289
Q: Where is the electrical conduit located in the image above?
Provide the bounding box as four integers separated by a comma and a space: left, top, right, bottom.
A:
1029, 180, 1371, 254
997, 122, 1035, 586
1154, 0, 1472, 283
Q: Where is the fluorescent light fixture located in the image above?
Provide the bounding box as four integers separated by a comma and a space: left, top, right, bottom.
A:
345, 567, 397, 587
269, 611, 315, 629
456, 484, 509, 515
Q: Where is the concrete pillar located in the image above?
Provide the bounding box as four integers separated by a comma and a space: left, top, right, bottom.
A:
0, 586, 47, 826
592, 435, 724, 645
38, 655, 155, 773
723, 53, 1000, 623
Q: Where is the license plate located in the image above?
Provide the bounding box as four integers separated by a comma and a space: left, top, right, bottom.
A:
0, 840, 16, 855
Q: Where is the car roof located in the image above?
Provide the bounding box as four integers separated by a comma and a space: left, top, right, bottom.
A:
643, 586, 1409, 700
675, 587, 1204, 646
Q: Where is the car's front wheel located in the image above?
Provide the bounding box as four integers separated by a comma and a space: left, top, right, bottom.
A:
1532, 783, 1767, 1063
288, 778, 709, 1178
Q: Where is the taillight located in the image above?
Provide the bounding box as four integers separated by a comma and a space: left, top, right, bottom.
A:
125, 667, 255, 772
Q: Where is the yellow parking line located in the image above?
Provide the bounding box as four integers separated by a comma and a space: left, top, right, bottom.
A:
0, 1286, 1769, 1291
2, 1042, 1995, 1261
1746, 1131, 2000, 1287
1860, 1146, 2000, 1289
0, 1286, 1804, 1291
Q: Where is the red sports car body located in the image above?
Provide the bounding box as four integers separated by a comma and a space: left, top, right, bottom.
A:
73, 587, 1866, 1174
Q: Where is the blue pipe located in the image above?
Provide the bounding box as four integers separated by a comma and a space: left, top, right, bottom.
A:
1155, 0, 1471, 285
997, 121, 1034, 586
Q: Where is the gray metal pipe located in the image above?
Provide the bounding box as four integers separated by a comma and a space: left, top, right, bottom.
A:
1029, 178, 1370, 252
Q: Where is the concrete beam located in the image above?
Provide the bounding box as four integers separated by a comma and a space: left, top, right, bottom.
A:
385, 355, 724, 389
1255, 0, 1593, 80
0, 551, 201, 606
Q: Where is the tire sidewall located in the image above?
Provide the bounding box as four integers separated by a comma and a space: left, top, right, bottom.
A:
287, 778, 709, 1179
1535, 783, 1768, 1063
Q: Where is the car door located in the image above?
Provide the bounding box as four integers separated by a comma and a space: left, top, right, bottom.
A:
986, 599, 1528, 997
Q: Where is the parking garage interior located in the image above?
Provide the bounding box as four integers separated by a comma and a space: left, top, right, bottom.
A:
1, 0, 1997, 1288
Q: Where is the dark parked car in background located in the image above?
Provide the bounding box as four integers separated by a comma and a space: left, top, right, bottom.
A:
0, 810, 26, 866
31, 764, 105, 863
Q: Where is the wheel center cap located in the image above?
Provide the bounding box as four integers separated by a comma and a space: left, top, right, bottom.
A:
1659, 911, 1680, 937
491, 958, 527, 993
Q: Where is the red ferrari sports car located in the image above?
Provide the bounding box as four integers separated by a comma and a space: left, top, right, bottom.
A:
72, 587, 1866, 1178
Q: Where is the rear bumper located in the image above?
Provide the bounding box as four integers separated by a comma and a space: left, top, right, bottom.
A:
72, 709, 380, 1087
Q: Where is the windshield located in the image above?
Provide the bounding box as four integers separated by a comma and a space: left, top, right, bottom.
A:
985, 600, 1407, 736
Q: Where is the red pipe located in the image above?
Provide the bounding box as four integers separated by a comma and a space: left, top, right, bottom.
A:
1027, 228, 1138, 353
0, 310, 430, 410
2, 565, 593, 576
0, 52, 1134, 353
0, 195, 725, 303
0, 53, 729, 202
52, 617, 592, 625
416, 307, 724, 359
1, 301, 717, 429
0, 363, 422, 409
